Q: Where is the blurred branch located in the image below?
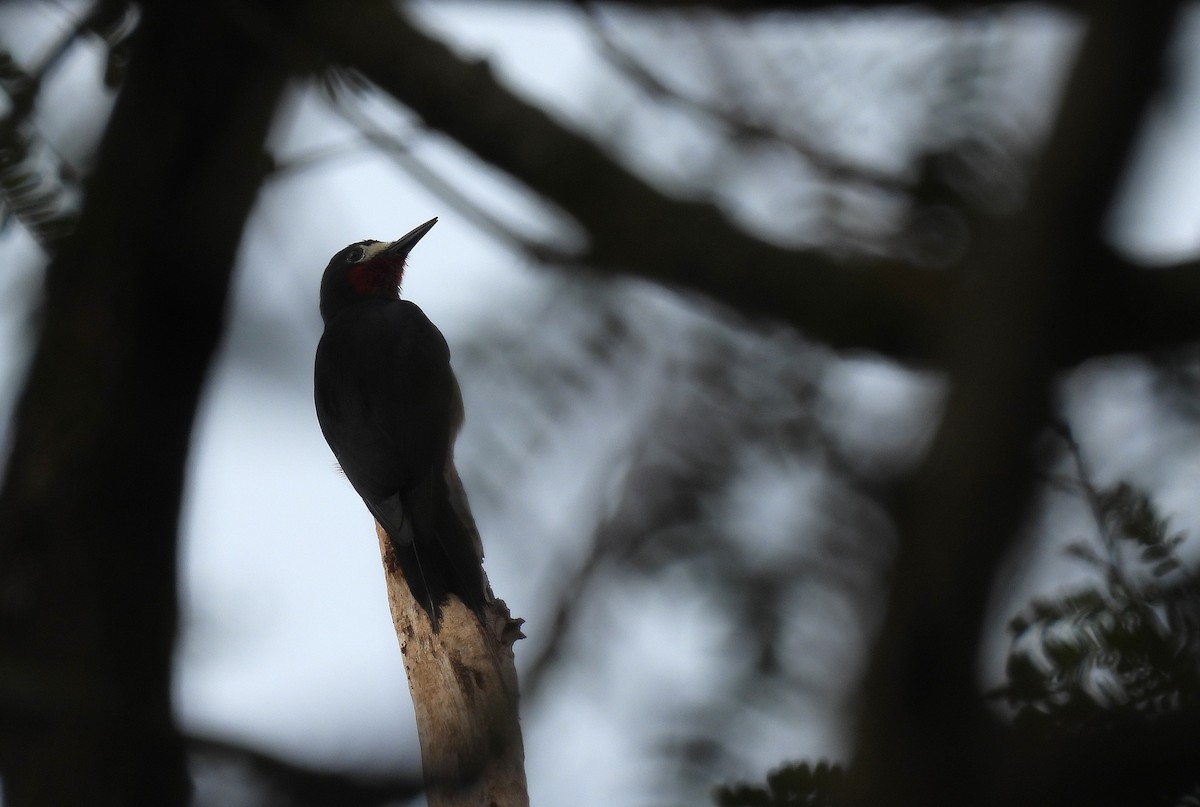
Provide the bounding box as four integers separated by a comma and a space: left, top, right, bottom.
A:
0, 107, 77, 247
3, 0, 132, 113
0, 1, 137, 248
520, 325, 752, 698
278, 0, 1200, 369
1064, 250, 1200, 362
518, 514, 614, 700
581, 5, 912, 193
189, 735, 424, 807
317, 80, 577, 265
0, 42, 76, 247
520, 316, 844, 704
290, 0, 951, 363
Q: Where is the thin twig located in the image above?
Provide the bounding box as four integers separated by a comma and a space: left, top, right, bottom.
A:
318, 80, 579, 266
1053, 421, 1128, 590
580, 4, 912, 192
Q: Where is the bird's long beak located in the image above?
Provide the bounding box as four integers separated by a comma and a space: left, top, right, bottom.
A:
384, 217, 438, 257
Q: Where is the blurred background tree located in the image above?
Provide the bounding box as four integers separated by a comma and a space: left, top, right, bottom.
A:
2, 1, 1200, 806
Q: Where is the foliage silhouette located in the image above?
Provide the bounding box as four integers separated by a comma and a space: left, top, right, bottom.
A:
716, 458, 1200, 807
715, 760, 846, 807
995, 478, 1200, 732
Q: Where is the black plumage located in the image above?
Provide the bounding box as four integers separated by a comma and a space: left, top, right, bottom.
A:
314, 218, 487, 629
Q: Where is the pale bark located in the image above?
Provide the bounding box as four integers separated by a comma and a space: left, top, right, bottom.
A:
373, 461, 528, 807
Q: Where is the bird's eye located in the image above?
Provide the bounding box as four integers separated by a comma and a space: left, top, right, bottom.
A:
346, 247, 365, 263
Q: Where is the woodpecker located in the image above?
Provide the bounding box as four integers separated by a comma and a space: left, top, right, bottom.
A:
314, 217, 488, 629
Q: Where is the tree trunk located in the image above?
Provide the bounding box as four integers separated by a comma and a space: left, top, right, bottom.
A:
0, 5, 287, 805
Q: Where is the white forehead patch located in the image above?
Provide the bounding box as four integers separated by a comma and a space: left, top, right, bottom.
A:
360, 241, 392, 261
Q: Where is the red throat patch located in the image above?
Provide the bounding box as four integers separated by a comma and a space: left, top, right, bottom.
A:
348, 256, 405, 296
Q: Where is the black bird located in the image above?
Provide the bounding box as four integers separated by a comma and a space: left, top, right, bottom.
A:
314, 217, 488, 629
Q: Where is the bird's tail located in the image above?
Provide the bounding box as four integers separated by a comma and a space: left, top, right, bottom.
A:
386, 463, 490, 630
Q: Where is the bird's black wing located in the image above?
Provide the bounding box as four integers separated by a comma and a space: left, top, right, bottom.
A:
315, 300, 453, 503
315, 299, 486, 625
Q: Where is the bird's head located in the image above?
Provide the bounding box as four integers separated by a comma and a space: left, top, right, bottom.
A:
319, 217, 437, 323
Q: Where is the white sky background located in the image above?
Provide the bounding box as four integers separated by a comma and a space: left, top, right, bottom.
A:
4, 2, 1200, 806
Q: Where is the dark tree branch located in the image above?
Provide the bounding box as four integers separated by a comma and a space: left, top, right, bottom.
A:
290, 0, 952, 363
281, 0, 1200, 370
189, 734, 425, 807
316, 82, 577, 265
1062, 250, 1200, 362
